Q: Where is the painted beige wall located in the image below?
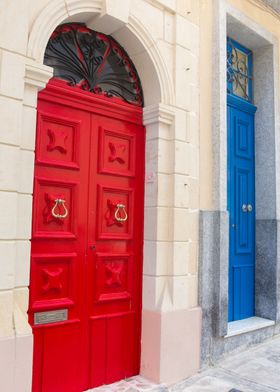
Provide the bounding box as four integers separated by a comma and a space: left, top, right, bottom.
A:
199, 0, 213, 211
199, 0, 280, 210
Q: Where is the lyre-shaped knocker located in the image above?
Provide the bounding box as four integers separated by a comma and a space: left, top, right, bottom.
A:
51, 199, 68, 219
114, 203, 128, 222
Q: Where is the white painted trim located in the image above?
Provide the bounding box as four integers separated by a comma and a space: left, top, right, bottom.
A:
26, 1, 174, 107
24, 61, 53, 90
128, 15, 175, 106
27, 0, 102, 61
226, 317, 275, 337
143, 104, 175, 126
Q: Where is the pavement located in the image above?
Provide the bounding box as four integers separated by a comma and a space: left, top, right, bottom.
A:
174, 335, 280, 392
90, 335, 280, 392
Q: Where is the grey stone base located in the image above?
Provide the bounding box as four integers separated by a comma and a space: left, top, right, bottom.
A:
199, 211, 280, 366
256, 219, 280, 321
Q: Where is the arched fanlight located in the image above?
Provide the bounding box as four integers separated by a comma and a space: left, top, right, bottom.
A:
44, 23, 144, 107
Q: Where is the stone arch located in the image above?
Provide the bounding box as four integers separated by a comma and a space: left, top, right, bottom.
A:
27, 0, 174, 106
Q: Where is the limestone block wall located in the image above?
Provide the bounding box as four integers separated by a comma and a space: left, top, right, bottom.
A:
0, 26, 34, 392
0, 0, 202, 390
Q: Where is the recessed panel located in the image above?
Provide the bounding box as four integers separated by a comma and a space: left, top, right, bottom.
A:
94, 253, 132, 303
33, 177, 77, 238
234, 167, 252, 255
89, 313, 138, 386
36, 112, 80, 169
36, 323, 84, 392
30, 253, 76, 311
233, 265, 254, 319
97, 185, 133, 239
99, 127, 135, 177
234, 117, 252, 160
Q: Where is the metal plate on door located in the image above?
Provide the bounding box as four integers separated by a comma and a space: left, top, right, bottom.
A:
34, 309, 68, 325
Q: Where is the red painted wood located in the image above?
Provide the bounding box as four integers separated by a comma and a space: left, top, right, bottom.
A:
28, 79, 145, 391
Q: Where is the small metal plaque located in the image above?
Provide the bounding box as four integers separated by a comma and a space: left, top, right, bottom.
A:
34, 309, 68, 325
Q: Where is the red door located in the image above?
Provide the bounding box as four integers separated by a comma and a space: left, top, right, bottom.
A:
28, 79, 145, 392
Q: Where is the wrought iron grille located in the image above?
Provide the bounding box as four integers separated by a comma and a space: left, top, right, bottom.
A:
227, 38, 253, 102
44, 23, 144, 107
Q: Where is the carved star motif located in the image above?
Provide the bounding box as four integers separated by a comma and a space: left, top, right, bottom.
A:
42, 268, 63, 293
47, 128, 68, 154
105, 263, 123, 287
108, 142, 126, 164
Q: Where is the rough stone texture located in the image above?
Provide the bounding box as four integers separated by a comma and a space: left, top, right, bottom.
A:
199, 210, 229, 364
277, 222, 280, 321
254, 45, 276, 221
211, 323, 276, 363
255, 219, 278, 320
199, 212, 280, 367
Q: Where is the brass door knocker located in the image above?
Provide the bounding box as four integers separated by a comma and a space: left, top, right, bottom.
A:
51, 199, 68, 219
114, 203, 128, 222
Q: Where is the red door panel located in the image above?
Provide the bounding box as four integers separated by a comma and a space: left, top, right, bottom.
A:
30, 252, 77, 311
97, 186, 134, 239
33, 177, 78, 238
89, 313, 138, 387
36, 112, 81, 170
98, 126, 136, 177
94, 253, 132, 303
29, 80, 145, 391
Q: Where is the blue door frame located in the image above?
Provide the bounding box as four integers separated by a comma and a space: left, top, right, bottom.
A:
227, 94, 257, 321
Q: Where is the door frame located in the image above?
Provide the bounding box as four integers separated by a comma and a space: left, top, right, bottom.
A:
199, 0, 280, 364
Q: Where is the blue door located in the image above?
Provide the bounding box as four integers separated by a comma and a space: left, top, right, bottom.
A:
227, 39, 257, 321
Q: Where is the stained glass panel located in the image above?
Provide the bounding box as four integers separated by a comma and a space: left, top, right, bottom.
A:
227, 38, 253, 102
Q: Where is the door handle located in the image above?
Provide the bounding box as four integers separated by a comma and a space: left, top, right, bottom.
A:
89, 245, 96, 250
114, 204, 128, 222
241, 204, 253, 213
51, 199, 68, 219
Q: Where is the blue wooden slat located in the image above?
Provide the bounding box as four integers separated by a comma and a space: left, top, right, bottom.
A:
227, 96, 256, 321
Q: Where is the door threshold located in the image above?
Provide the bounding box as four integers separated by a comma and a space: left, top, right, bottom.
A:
225, 316, 275, 338
86, 376, 167, 391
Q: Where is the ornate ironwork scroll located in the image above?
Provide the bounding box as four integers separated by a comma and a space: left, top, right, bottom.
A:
227, 38, 252, 102
44, 23, 143, 106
